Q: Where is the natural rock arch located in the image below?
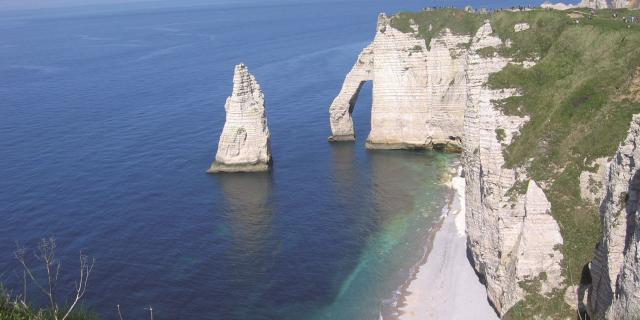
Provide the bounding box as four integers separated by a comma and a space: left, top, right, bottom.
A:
328, 13, 469, 150
328, 47, 374, 141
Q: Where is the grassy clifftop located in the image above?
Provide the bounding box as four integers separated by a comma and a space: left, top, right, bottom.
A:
390, 9, 485, 48
490, 11, 640, 318
393, 8, 640, 319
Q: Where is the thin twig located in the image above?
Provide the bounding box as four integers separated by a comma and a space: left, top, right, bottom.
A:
15, 238, 94, 320
15, 243, 50, 301
117, 304, 124, 320
61, 253, 94, 320
23, 270, 27, 304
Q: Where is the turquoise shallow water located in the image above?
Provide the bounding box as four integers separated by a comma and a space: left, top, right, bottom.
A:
0, 0, 466, 319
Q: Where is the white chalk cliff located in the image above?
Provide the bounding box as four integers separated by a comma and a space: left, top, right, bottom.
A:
330, 17, 567, 315
208, 64, 272, 173
462, 21, 564, 315
589, 115, 640, 319
541, 0, 640, 9
328, 13, 468, 150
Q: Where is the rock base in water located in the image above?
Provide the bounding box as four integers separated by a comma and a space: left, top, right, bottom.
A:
207, 161, 271, 173
365, 141, 463, 152
328, 135, 355, 142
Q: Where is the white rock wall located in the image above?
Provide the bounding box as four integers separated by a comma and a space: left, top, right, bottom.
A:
541, 0, 639, 9
462, 21, 564, 315
514, 23, 530, 32
589, 115, 640, 319
579, 0, 613, 8
208, 64, 271, 173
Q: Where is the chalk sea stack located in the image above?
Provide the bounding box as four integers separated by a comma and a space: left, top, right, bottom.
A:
208, 64, 272, 173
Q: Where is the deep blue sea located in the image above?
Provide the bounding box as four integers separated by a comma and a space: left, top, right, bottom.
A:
0, 0, 537, 319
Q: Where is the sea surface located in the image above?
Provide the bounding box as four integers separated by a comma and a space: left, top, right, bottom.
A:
0, 0, 523, 319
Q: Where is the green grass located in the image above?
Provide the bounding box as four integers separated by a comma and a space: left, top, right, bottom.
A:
390, 9, 486, 48
503, 273, 572, 320
495, 128, 506, 142
490, 10, 571, 61
0, 287, 99, 320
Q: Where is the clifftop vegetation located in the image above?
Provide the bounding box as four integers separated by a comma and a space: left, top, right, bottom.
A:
490, 11, 640, 318
390, 9, 485, 48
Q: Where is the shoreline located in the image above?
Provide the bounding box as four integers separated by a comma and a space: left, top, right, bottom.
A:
389, 166, 498, 320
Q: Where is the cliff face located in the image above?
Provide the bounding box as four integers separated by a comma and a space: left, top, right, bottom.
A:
330, 9, 640, 318
328, 14, 468, 150
462, 22, 564, 315
330, 16, 567, 316
579, 0, 615, 8
587, 0, 640, 8
208, 64, 271, 173
589, 115, 640, 319
542, 0, 640, 9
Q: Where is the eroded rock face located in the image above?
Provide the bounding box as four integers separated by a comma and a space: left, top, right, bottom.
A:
589, 115, 640, 319
541, 0, 639, 9
328, 13, 469, 150
602, 0, 640, 8
462, 21, 564, 315
514, 22, 530, 32
579, 0, 613, 8
208, 64, 271, 173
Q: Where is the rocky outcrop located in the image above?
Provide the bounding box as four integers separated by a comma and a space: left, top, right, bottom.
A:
328, 13, 469, 150
462, 21, 564, 315
540, 2, 577, 10
589, 115, 640, 319
602, 0, 640, 8
208, 64, 272, 173
579, 0, 613, 8
579, 157, 609, 206
514, 23, 530, 32
541, 0, 640, 9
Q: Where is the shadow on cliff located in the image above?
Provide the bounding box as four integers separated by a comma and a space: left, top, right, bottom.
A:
465, 242, 502, 318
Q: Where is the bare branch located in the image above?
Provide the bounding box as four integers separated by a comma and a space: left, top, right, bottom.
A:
14, 242, 50, 299
61, 253, 94, 320
117, 304, 124, 320
23, 270, 27, 304
39, 237, 60, 319
14, 238, 94, 320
